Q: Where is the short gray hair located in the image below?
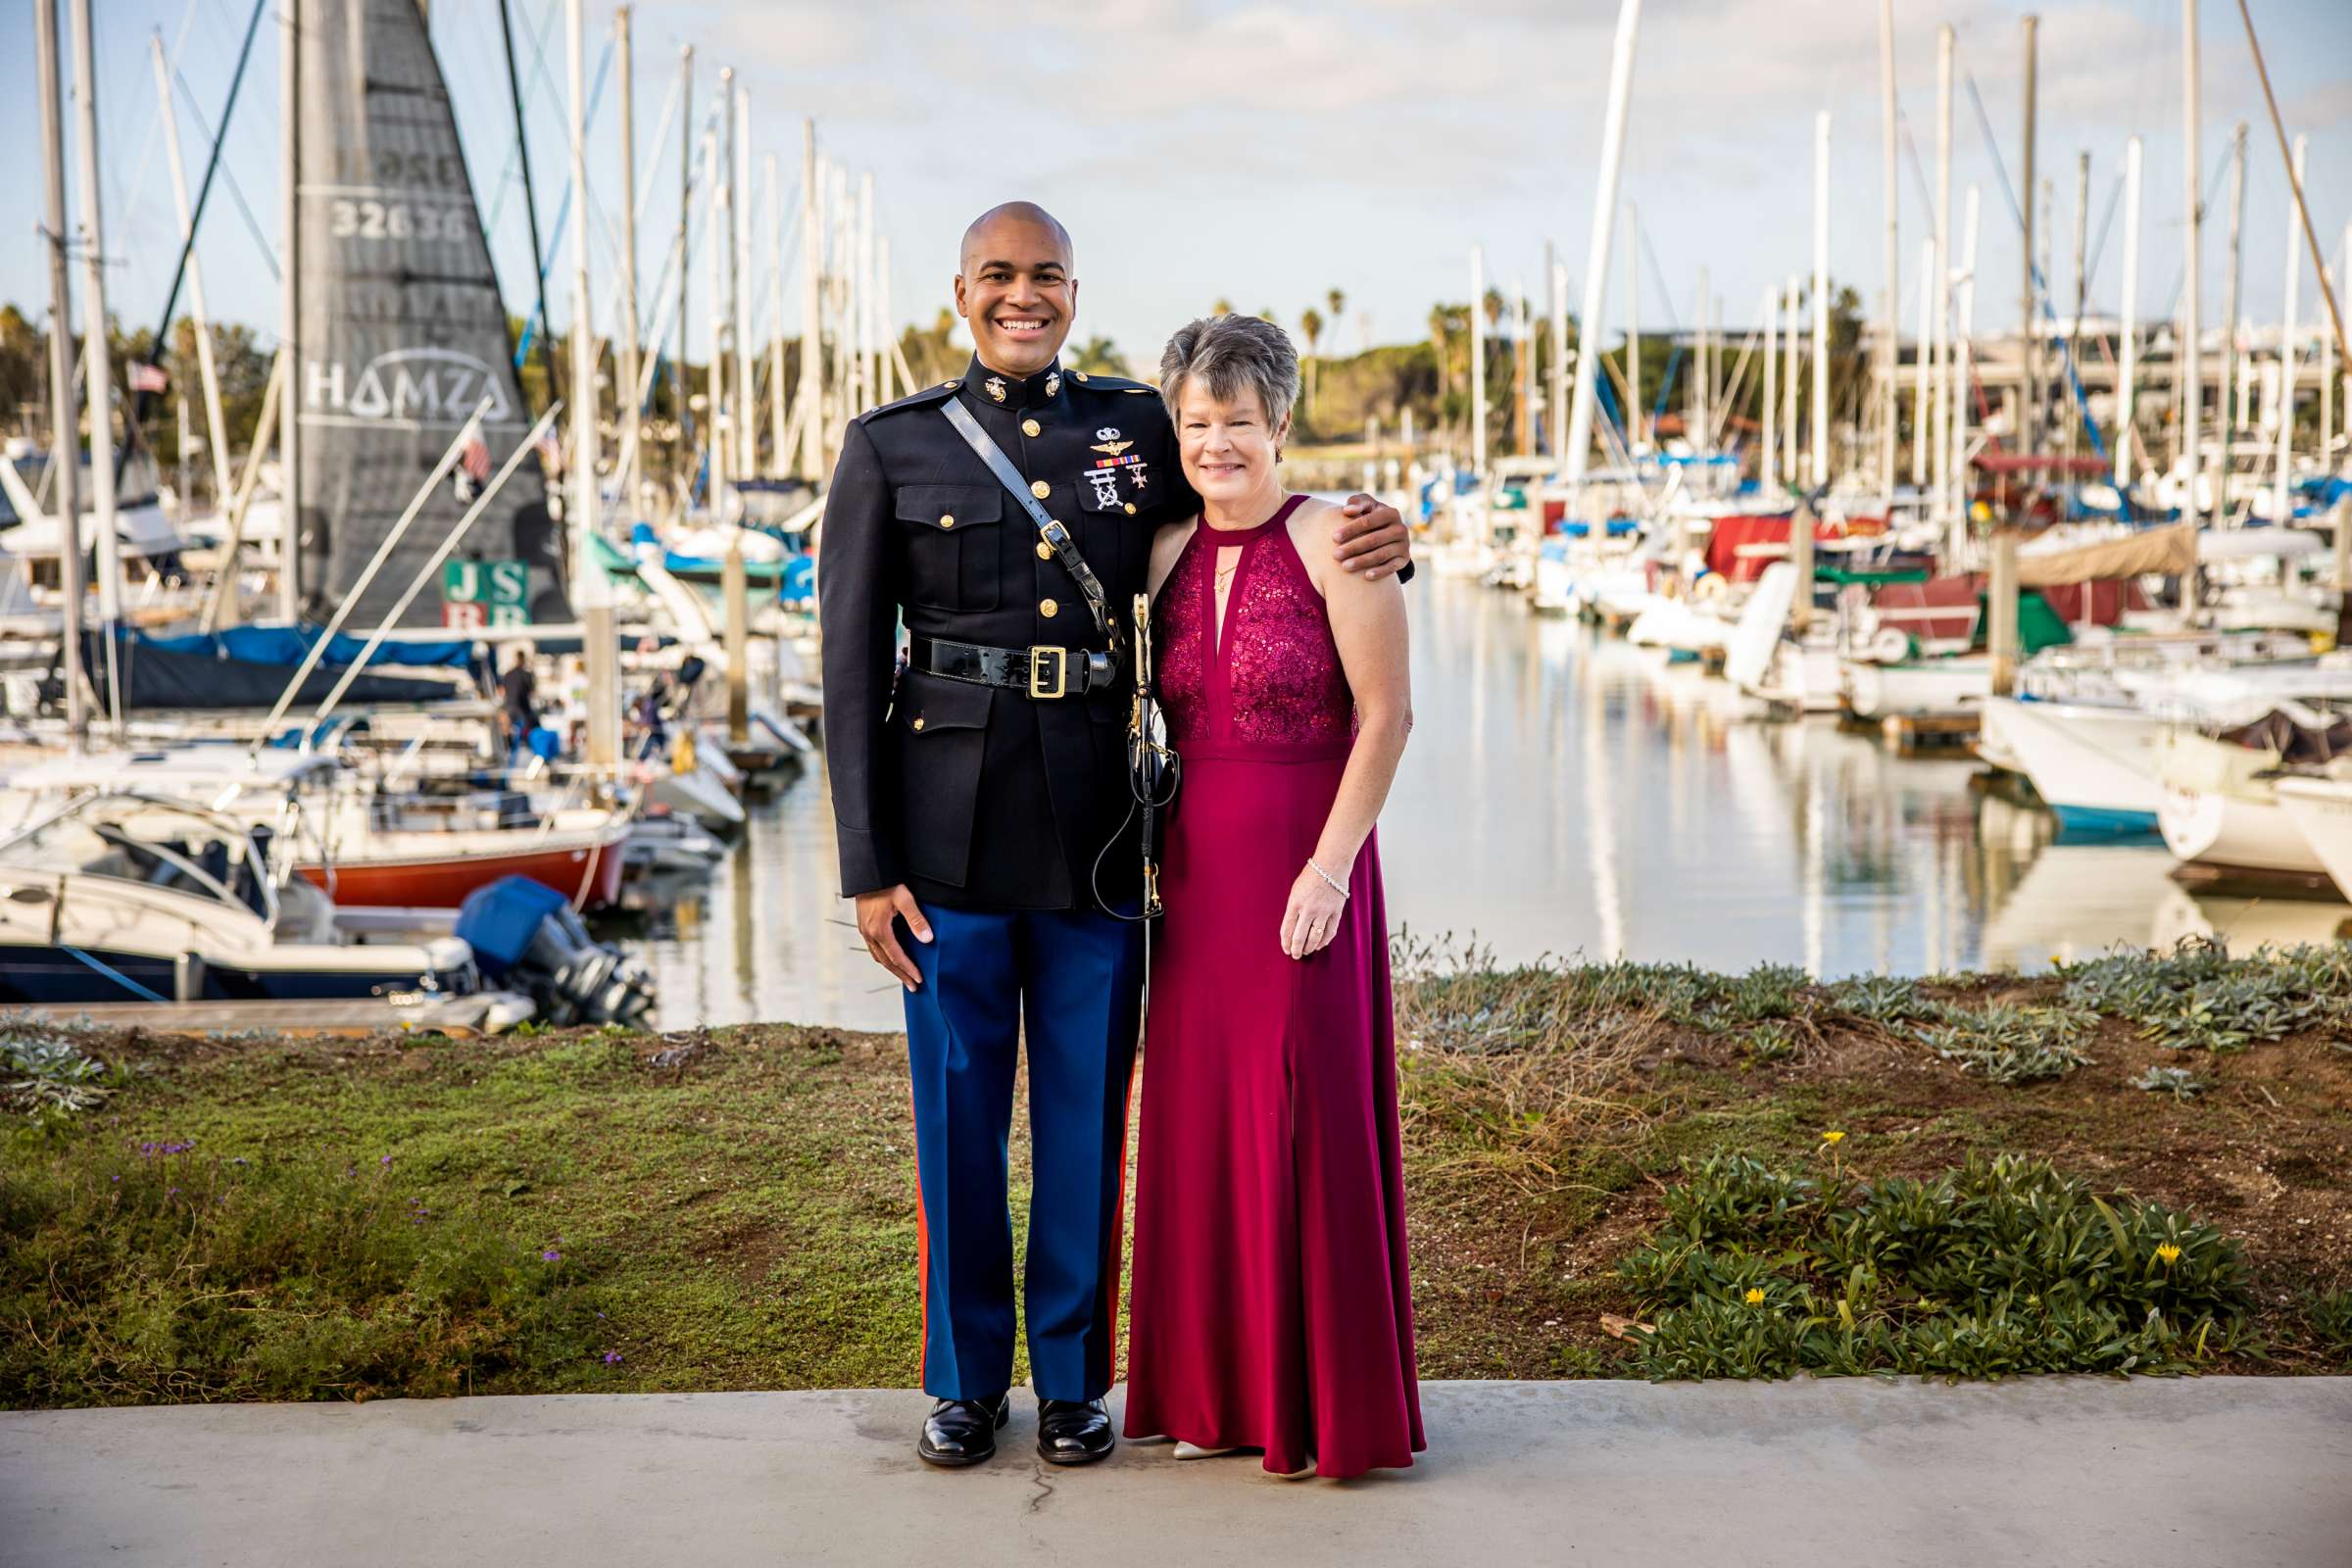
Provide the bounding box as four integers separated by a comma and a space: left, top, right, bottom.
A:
1157, 315, 1298, 434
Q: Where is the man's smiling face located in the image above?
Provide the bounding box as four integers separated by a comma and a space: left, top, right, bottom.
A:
954, 203, 1078, 378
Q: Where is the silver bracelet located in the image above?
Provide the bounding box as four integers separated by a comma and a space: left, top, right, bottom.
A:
1306, 857, 1349, 898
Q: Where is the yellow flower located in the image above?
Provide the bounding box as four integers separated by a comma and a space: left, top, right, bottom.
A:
1743, 1287, 1766, 1306
2155, 1243, 2182, 1265
1820, 1130, 1846, 1145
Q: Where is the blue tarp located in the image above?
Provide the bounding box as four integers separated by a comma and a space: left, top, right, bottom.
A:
455, 874, 567, 976
135, 624, 473, 669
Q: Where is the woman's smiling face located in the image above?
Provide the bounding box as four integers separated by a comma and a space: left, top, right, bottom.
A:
1175, 381, 1288, 509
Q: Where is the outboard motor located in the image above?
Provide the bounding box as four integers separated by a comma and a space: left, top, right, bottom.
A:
456, 875, 656, 1026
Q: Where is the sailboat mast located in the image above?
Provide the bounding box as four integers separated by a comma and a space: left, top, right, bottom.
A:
732, 83, 754, 481
68, 0, 123, 658
151, 32, 233, 512
566, 0, 596, 564
2220, 123, 2246, 467
1879, 0, 1898, 501
1561, 0, 1642, 493
34, 0, 88, 740
1551, 256, 1570, 460
2117, 136, 2144, 490
614, 6, 642, 518
1763, 284, 1778, 485
1468, 244, 1486, 479
768, 152, 787, 474
2020, 15, 2038, 457
673, 45, 692, 505
1811, 110, 1831, 488
277, 0, 301, 617
2180, 0, 2203, 528
2271, 136, 2306, 527
1620, 217, 1638, 455
797, 118, 823, 479
710, 69, 732, 501
1782, 276, 1799, 485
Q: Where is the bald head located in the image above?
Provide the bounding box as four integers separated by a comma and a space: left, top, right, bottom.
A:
954, 203, 1078, 376
959, 202, 1073, 273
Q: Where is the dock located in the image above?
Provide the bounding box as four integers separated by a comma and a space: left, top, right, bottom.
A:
1878, 710, 1983, 756
24, 992, 537, 1039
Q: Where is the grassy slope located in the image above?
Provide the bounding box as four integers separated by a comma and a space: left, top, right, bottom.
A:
7, 961, 2351, 1405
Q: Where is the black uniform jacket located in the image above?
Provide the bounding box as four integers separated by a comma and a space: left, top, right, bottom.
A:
819, 355, 1194, 911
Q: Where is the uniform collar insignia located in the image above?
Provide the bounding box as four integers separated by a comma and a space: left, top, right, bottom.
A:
962, 355, 1066, 411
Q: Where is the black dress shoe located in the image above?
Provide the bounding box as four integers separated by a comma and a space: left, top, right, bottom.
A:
917, 1394, 1010, 1468
1036, 1397, 1115, 1465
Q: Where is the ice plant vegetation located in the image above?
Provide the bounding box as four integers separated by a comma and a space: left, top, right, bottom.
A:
1615, 1152, 2250, 1380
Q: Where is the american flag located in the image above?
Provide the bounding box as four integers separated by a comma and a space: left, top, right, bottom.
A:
127, 362, 169, 394
459, 430, 492, 483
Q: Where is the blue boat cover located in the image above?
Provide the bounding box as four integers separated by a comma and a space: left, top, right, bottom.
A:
456, 874, 568, 976
136, 624, 473, 669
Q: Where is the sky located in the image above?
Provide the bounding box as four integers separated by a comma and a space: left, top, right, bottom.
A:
4, 0, 2350, 381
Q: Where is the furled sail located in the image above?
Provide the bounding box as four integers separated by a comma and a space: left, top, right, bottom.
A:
296, 0, 570, 628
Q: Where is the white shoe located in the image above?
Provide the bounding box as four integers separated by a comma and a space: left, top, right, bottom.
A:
1173, 1441, 1242, 1460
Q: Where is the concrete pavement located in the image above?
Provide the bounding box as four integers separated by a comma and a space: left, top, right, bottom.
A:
5, 1378, 2349, 1567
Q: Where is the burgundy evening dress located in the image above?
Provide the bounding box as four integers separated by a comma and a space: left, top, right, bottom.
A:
1121, 495, 1424, 1479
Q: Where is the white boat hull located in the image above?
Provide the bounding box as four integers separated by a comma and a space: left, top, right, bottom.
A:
1842, 657, 1990, 720
2275, 778, 2352, 901
1982, 699, 2169, 832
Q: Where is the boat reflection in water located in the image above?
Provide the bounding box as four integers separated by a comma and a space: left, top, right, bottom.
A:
635, 581, 2343, 1032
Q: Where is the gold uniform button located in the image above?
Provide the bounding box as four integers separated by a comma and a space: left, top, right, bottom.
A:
1030, 480, 1051, 500
942, 379, 958, 390
1073, 370, 1090, 382
1021, 418, 1042, 437
1124, 502, 1138, 514
912, 716, 925, 731
1040, 598, 1059, 618
1036, 541, 1054, 561
938, 513, 956, 528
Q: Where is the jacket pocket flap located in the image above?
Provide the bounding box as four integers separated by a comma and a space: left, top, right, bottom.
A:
895, 485, 1003, 530
897, 669, 995, 732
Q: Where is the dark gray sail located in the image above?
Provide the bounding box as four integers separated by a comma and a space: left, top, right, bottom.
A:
296, 0, 569, 628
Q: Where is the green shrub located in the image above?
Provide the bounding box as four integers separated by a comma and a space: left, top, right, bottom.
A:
1617, 1151, 2250, 1380
1, 1134, 601, 1406
2309, 1289, 2352, 1368
1918, 1004, 2097, 1084
2062, 939, 2350, 1053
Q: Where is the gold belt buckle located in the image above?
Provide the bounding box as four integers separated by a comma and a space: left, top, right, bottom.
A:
1028, 645, 1068, 699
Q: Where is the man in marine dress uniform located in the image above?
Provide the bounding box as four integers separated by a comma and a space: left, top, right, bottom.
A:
820, 203, 1411, 1470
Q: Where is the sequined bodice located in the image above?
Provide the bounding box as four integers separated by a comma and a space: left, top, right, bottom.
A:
1156, 496, 1354, 759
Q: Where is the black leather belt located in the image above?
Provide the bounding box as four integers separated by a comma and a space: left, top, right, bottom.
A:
909, 636, 1119, 700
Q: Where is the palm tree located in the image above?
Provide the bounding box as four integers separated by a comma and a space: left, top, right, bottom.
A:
1298, 306, 1326, 421
1326, 288, 1347, 354
1069, 336, 1129, 377
1211, 297, 1234, 318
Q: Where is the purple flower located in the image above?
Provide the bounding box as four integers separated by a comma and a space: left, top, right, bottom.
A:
602, 1351, 622, 1365
542, 1250, 562, 1262
380, 1154, 393, 1166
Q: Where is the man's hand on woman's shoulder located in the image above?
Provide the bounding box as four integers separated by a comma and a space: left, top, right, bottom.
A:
1331, 493, 1412, 581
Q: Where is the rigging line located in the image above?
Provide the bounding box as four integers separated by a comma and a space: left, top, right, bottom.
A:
517, 30, 617, 352
2081, 169, 2124, 313
1894, 107, 1936, 224
171, 68, 279, 284
482, 0, 564, 236
124, 0, 271, 475
633, 51, 685, 232
121, 0, 205, 303
497, 0, 561, 400
1635, 227, 1680, 330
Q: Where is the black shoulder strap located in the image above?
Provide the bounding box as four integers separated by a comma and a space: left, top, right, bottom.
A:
940, 398, 1121, 652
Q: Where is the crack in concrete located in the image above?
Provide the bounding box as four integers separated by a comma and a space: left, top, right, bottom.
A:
1024, 1460, 1056, 1516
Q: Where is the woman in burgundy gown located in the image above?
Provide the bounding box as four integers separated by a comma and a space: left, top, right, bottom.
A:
1122, 315, 1422, 1480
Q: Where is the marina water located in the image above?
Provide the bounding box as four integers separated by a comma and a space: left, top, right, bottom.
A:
617, 579, 2351, 1033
